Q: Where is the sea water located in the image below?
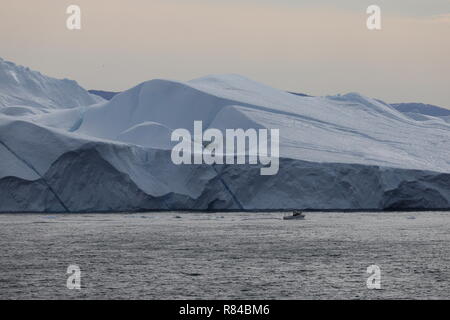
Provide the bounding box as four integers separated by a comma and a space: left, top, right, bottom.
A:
0, 211, 448, 299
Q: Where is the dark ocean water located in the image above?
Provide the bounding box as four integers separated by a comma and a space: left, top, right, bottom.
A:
0, 211, 449, 299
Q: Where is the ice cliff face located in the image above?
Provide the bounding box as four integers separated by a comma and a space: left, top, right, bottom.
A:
0, 61, 449, 212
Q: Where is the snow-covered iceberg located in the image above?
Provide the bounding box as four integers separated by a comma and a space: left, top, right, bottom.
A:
1, 59, 449, 212
0, 58, 102, 113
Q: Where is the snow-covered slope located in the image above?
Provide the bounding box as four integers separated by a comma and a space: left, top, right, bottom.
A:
0, 64, 449, 212
59, 75, 450, 173
0, 58, 102, 112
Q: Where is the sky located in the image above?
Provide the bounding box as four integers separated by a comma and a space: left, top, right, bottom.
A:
1, 0, 449, 107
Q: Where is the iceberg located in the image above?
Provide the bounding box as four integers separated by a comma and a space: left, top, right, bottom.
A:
0, 58, 103, 112
0, 60, 449, 212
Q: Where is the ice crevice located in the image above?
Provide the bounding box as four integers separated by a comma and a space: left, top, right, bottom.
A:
212, 165, 244, 210
0, 139, 70, 212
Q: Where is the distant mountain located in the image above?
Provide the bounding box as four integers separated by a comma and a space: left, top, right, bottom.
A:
0, 58, 102, 113
88, 90, 120, 101
288, 92, 311, 97
391, 103, 450, 117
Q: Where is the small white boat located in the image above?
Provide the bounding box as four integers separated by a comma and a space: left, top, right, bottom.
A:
283, 211, 305, 220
